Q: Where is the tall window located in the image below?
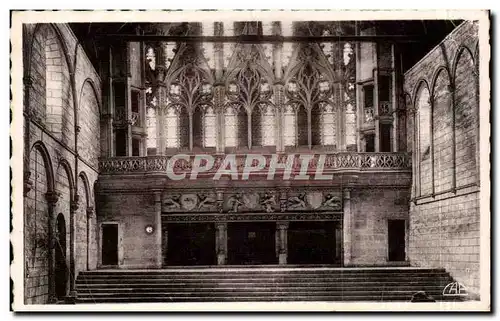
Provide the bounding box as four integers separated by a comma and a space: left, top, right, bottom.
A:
320, 103, 336, 146
283, 104, 296, 147
165, 106, 179, 148
261, 104, 276, 146
146, 107, 157, 153
224, 105, 238, 147
417, 87, 431, 161
203, 106, 217, 148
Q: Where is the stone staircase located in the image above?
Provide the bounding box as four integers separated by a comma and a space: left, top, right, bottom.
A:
75, 267, 461, 303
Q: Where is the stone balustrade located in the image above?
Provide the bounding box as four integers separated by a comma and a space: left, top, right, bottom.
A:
98, 152, 411, 175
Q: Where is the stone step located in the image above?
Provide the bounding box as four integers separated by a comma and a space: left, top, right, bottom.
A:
75, 268, 456, 303
76, 277, 452, 284
76, 295, 463, 303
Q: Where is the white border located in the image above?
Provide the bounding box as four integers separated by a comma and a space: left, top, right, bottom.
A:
9, 9, 491, 312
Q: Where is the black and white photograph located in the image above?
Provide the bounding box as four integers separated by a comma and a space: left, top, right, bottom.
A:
9, 9, 490, 311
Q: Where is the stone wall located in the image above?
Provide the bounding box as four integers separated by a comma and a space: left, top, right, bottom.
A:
350, 188, 410, 265
95, 193, 161, 269
23, 23, 101, 303
404, 21, 480, 296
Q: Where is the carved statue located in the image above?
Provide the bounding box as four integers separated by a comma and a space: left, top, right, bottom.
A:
322, 193, 341, 209
287, 193, 307, 210
163, 195, 181, 210
260, 192, 277, 213
227, 194, 243, 213
198, 194, 217, 209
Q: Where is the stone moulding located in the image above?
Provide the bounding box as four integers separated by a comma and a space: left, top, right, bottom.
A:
161, 212, 343, 223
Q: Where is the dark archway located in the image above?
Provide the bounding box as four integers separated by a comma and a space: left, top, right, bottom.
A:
55, 213, 67, 299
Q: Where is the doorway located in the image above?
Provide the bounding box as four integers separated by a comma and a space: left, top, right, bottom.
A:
166, 223, 216, 266
388, 219, 406, 261
55, 214, 67, 299
227, 222, 277, 265
288, 221, 341, 265
101, 223, 119, 266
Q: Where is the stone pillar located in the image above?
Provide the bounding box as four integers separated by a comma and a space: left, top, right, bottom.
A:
86, 207, 94, 271
108, 47, 115, 157
277, 221, 289, 265
342, 188, 353, 266
273, 84, 285, 153
68, 195, 79, 295
215, 223, 227, 265
154, 192, 163, 267
45, 191, 60, 303
156, 85, 167, 155
214, 86, 225, 153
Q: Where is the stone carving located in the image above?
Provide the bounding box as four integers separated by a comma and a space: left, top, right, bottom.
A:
227, 194, 244, 213
163, 212, 342, 223
242, 193, 260, 210
163, 195, 181, 210
180, 194, 198, 211
260, 192, 277, 213
198, 193, 217, 209
322, 193, 342, 210
287, 193, 307, 210
306, 192, 324, 209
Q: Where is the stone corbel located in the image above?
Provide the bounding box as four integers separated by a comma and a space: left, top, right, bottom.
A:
23, 171, 33, 196
70, 194, 80, 212
45, 191, 60, 206
23, 76, 33, 88
86, 206, 95, 218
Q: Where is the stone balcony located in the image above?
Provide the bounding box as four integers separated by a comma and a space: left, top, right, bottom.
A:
99, 152, 411, 176
96, 152, 412, 192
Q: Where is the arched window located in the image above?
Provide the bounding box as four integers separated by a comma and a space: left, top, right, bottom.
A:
416, 86, 431, 161
415, 83, 432, 196
165, 106, 179, 149
320, 103, 337, 147
283, 104, 297, 147
252, 103, 276, 147
311, 102, 337, 147
203, 106, 217, 148
224, 105, 238, 148
146, 106, 157, 155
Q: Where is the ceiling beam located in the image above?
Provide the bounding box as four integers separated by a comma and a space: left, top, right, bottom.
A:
95, 34, 422, 43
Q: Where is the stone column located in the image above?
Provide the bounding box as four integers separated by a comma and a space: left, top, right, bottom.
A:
277, 221, 289, 265
156, 84, 167, 155
68, 195, 79, 295
214, 86, 225, 153
215, 223, 227, 265
273, 84, 285, 153
154, 192, 163, 267
86, 207, 94, 271
342, 188, 353, 266
45, 191, 60, 303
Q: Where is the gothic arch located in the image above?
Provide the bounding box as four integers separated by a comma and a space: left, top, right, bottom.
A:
430, 66, 453, 99
25, 24, 73, 80
78, 78, 102, 116
451, 45, 475, 81
412, 79, 431, 110
78, 171, 91, 208
29, 141, 55, 193
223, 44, 275, 86
56, 158, 75, 204
283, 43, 336, 85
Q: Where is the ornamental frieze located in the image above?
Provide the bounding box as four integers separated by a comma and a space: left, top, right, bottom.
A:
161, 212, 342, 223
161, 189, 342, 213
